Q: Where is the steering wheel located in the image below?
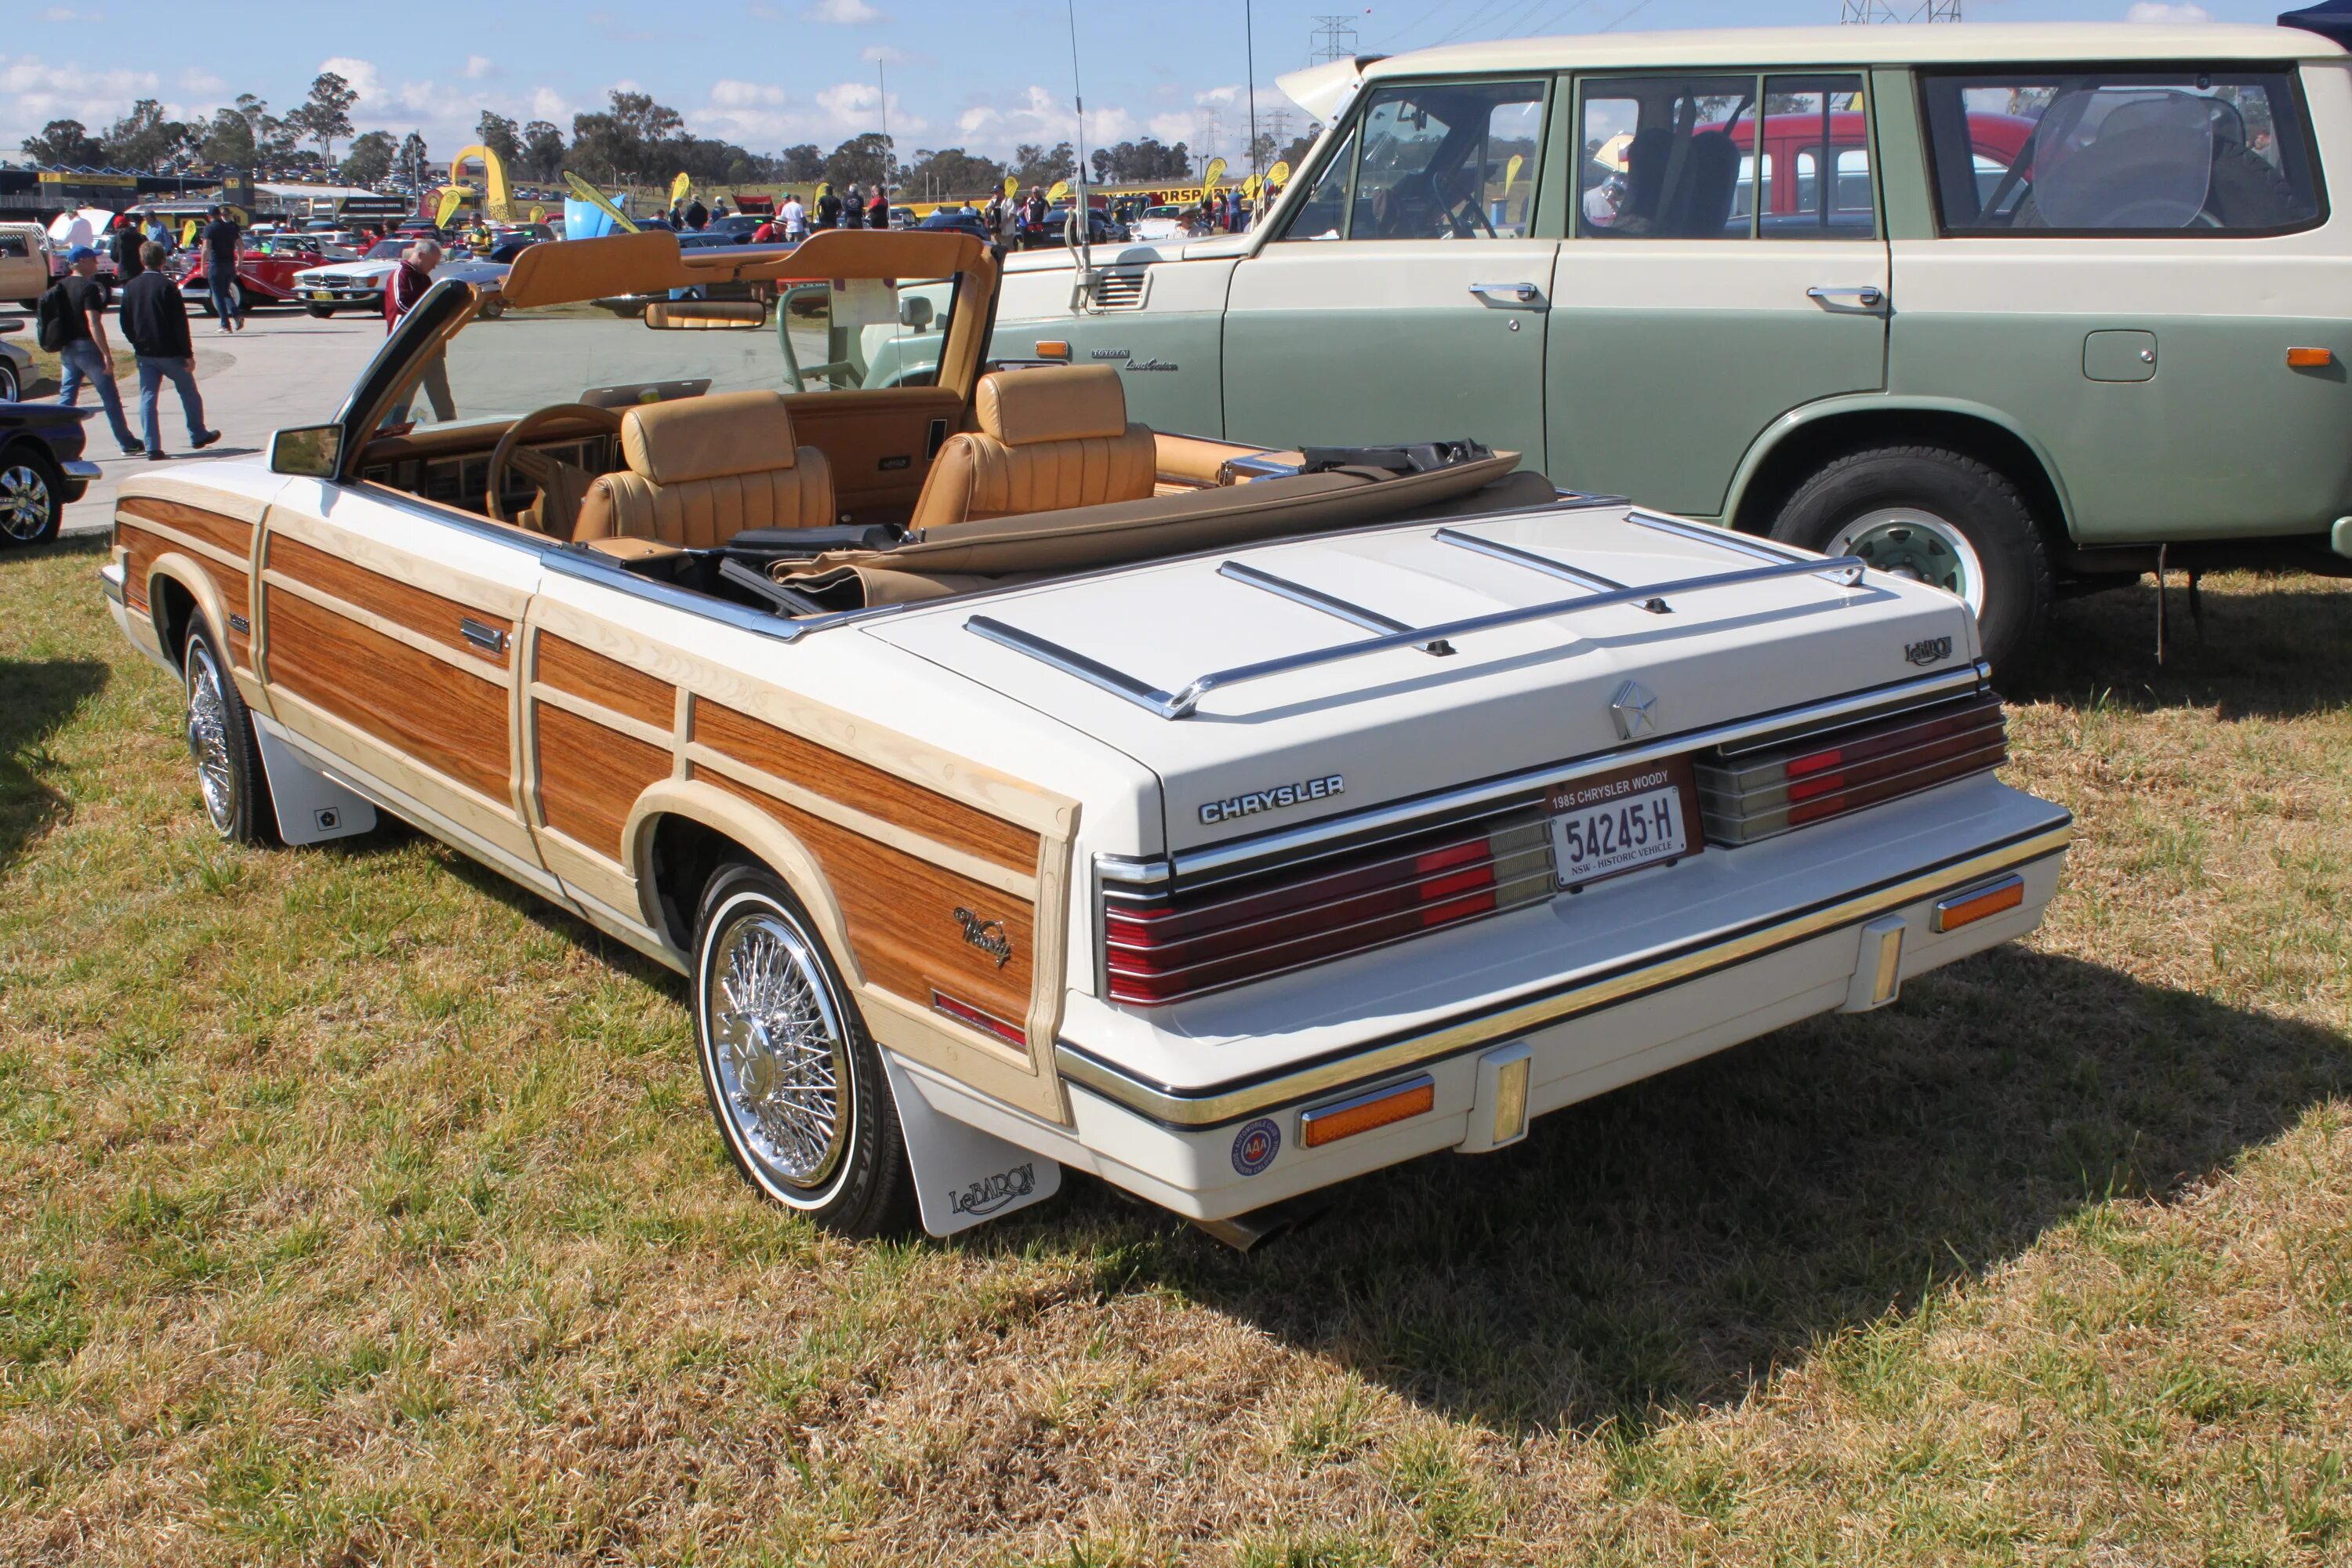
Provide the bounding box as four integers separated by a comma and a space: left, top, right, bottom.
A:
486, 402, 625, 526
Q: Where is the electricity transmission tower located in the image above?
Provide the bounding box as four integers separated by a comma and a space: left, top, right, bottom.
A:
1309, 13, 1359, 64
1840, 0, 1962, 19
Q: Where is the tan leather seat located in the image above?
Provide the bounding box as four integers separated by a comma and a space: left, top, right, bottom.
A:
572, 390, 835, 547
908, 365, 1156, 532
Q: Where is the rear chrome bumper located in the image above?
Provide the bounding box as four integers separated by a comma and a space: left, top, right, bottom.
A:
61, 459, 102, 481
1058, 815, 2071, 1131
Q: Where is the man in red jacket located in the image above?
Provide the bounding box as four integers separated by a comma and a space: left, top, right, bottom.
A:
383, 240, 456, 422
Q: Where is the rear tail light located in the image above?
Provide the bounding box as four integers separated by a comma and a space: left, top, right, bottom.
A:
1102, 811, 1553, 1006
1695, 691, 2007, 844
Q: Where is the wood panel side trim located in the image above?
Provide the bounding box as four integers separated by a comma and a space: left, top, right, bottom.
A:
118, 495, 254, 558
684, 741, 1034, 902
262, 568, 512, 688
118, 526, 253, 668
536, 633, 675, 730
265, 587, 513, 801
694, 699, 1040, 875
528, 682, 673, 750
537, 703, 670, 862
695, 765, 1040, 1041
267, 533, 513, 667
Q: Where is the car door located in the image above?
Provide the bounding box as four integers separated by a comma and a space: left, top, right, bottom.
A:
255, 469, 554, 892
1546, 71, 1891, 519
1222, 76, 1558, 465
1894, 63, 2346, 546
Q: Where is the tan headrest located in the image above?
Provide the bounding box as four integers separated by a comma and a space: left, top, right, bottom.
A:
622, 390, 798, 484
976, 365, 1129, 445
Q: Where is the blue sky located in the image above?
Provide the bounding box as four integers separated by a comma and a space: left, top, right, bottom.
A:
0, 0, 2301, 167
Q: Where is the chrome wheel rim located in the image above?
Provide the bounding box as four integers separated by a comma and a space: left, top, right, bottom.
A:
185, 641, 236, 834
0, 463, 50, 541
1828, 507, 1985, 617
708, 910, 851, 1191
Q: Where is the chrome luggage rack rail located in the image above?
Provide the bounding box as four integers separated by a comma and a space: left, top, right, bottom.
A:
963, 512, 1869, 720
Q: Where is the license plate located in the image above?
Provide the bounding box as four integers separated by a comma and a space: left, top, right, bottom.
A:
1547, 760, 1697, 889
307, 290, 331, 300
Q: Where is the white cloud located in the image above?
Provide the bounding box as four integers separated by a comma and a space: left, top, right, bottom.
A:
318, 55, 383, 100
954, 85, 1136, 154
41, 7, 103, 20
528, 86, 568, 122
710, 79, 786, 109
180, 67, 225, 95
801, 0, 882, 20
1195, 83, 1243, 106
2125, 2, 2210, 20
0, 53, 162, 138
861, 44, 906, 64
1147, 112, 1196, 144
462, 55, 496, 81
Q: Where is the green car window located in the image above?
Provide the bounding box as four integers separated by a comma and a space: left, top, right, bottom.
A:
1308, 80, 1544, 241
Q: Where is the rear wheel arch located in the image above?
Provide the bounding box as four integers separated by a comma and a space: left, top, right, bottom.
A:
1726, 402, 2074, 556
144, 557, 234, 674
625, 781, 862, 983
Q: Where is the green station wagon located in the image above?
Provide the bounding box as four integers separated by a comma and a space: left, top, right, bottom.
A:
989, 16, 2352, 668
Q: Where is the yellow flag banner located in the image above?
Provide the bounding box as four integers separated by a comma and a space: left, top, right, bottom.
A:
1242, 173, 1261, 198
180, 219, 198, 247
1003, 175, 1019, 197
1504, 154, 1526, 191
1268, 159, 1291, 187
434, 186, 466, 228
670, 172, 691, 207
528, 205, 546, 224
563, 171, 641, 234
1046, 180, 1069, 202
1202, 157, 1227, 191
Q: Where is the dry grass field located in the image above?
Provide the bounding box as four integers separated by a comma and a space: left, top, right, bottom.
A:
2, 535, 2348, 1565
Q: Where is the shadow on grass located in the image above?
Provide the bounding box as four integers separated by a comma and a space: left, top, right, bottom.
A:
1, 539, 111, 867
2015, 575, 2352, 719
1029, 946, 2349, 1434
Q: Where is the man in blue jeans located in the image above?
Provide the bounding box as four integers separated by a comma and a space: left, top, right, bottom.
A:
53, 246, 140, 456
200, 205, 243, 333
119, 241, 221, 460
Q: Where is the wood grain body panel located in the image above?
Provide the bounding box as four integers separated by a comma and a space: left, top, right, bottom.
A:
536, 634, 675, 731
698, 765, 1036, 1028
695, 700, 1039, 875
267, 533, 512, 666
537, 703, 670, 860
265, 587, 510, 800
118, 495, 254, 557
116, 522, 252, 666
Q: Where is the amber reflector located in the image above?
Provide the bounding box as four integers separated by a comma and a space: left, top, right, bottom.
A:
2287, 347, 2336, 368
1299, 1075, 1436, 1149
1035, 339, 1071, 360
1932, 875, 2025, 933
931, 989, 1027, 1047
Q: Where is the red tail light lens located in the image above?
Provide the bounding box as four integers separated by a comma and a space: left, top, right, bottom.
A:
1696, 692, 2007, 844
1103, 814, 1552, 1006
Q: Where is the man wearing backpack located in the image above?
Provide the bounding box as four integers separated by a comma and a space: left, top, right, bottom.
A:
42, 246, 140, 456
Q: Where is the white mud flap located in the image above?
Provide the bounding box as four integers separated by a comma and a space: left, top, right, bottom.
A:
253, 723, 379, 845
877, 1048, 1062, 1236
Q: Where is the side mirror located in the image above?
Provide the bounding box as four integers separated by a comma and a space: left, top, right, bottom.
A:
270, 424, 342, 477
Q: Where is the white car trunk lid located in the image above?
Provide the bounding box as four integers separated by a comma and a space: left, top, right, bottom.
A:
866, 504, 1980, 853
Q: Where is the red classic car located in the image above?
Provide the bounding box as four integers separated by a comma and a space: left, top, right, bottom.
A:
176, 239, 338, 316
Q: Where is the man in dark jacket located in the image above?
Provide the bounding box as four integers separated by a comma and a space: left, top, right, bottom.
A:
110, 217, 146, 281
119, 241, 221, 459
200, 206, 243, 333
814, 183, 841, 230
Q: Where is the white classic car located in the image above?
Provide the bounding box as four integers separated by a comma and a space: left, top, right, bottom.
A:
100, 228, 2070, 1242
289, 238, 510, 318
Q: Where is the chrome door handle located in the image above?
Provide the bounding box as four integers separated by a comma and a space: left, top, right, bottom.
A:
459, 616, 510, 657
1806, 284, 1885, 308
1468, 281, 1547, 308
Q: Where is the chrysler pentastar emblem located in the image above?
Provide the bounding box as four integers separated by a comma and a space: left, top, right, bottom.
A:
1610, 680, 1659, 740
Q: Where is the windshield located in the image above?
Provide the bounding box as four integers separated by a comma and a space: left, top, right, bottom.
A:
365, 240, 405, 260
375, 276, 959, 434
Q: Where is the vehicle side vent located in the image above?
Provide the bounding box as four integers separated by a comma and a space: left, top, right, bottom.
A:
1102, 808, 1551, 1006
1694, 691, 2007, 846
1090, 268, 1150, 311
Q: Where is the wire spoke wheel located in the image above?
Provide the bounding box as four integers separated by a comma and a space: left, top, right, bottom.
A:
708, 911, 853, 1191
1828, 507, 1987, 617
185, 641, 238, 834
0, 462, 53, 543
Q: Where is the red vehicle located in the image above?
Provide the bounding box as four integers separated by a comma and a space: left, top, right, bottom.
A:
175, 239, 334, 316
1644, 107, 2037, 234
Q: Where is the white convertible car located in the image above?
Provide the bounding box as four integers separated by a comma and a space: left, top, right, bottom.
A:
100, 229, 2069, 1242
289, 238, 510, 318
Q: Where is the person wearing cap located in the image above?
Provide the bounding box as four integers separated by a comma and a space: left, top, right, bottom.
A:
53, 246, 141, 456
119, 241, 221, 460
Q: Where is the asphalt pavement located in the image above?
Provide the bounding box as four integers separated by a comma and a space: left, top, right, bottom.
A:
0, 303, 390, 536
